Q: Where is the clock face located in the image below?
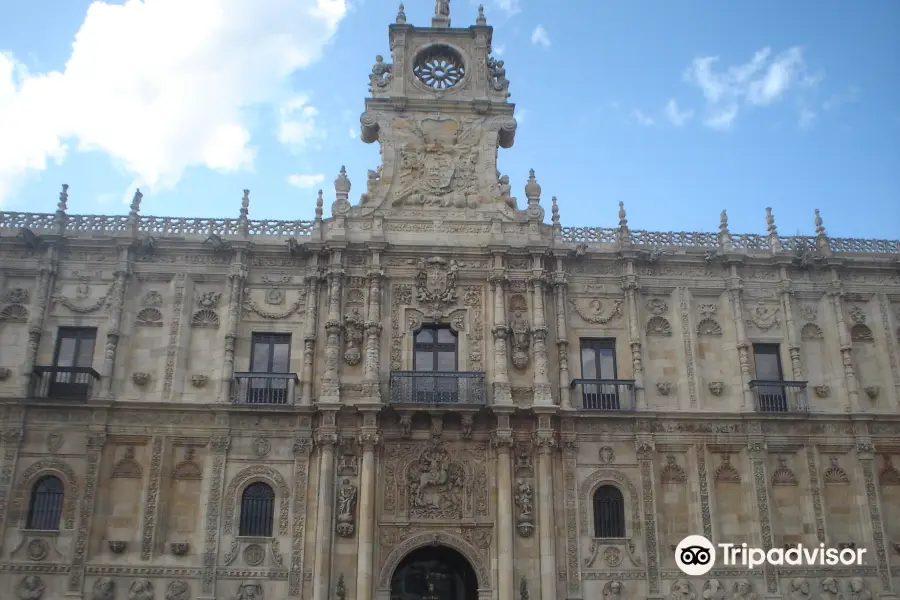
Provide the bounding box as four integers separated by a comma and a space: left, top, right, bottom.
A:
413, 45, 466, 90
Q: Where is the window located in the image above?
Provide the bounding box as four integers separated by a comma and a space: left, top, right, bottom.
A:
247, 333, 291, 404
413, 326, 458, 403
239, 482, 275, 537
26, 476, 64, 530
752, 343, 786, 412
51, 327, 97, 398
579, 339, 619, 410
593, 485, 625, 538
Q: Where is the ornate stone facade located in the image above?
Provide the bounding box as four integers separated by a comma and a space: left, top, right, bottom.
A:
1, 5, 900, 600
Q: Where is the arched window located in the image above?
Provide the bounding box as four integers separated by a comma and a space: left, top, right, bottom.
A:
593, 485, 625, 538
239, 482, 275, 537
26, 476, 64, 530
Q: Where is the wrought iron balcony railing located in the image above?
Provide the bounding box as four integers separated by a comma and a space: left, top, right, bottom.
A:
389, 371, 485, 405
749, 380, 809, 413
570, 379, 637, 411
231, 372, 299, 405
30, 366, 100, 401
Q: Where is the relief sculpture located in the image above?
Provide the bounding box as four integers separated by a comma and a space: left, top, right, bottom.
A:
335, 478, 358, 538
407, 445, 466, 519
415, 257, 459, 313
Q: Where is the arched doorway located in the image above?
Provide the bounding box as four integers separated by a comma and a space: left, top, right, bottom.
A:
390, 545, 478, 600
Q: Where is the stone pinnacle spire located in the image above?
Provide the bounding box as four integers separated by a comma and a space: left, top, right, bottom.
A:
432, 0, 450, 27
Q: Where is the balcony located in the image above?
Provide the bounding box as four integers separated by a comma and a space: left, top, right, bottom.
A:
389, 371, 485, 406
30, 366, 101, 401
749, 380, 809, 413
570, 379, 637, 411
231, 372, 299, 405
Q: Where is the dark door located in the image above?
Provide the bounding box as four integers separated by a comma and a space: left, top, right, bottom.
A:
580, 339, 619, 409
248, 334, 291, 404
390, 546, 478, 600
413, 326, 458, 403
51, 328, 97, 399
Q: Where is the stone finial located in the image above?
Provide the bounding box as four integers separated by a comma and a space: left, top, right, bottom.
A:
335, 166, 351, 198
551, 196, 560, 228
524, 169, 541, 204
315, 189, 324, 221
396, 3, 406, 24
241, 190, 250, 216
765, 207, 783, 252
814, 208, 831, 255
718, 209, 734, 250
618, 201, 627, 229
476, 5, 486, 25
57, 184, 69, 213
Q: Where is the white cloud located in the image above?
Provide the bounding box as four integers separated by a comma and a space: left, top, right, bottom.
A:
683, 46, 818, 131
0, 0, 347, 207
493, 44, 506, 56
348, 128, 358, 139
475, 0, 521, 18
530, 25, 550, 48
278, 94, 323, 149
664, 99, 693, 126
286, 173, 325, 188
823, 86, 860, 111
514, 108, 528, 124
631, 110, 654, 127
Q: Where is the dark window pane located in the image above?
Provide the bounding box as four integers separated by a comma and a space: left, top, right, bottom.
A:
598, 349, 616, 379
593, 485, 625, 538
581, 347, 596, 378
251, 343, 270, 373
27, 476, 64, 531
437, 351, 456, 372
753, 345, 782, 380
75, 337, 95, 367
415, 329, 434, 344
271, 343, 289, 373
239, 482, 275, 537
56, 338, 76, 367
415, 351, 434, 371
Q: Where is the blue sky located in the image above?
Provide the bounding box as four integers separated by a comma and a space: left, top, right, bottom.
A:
1, 0, 898, 239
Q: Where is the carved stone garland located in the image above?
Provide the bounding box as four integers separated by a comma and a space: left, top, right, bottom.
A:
0, 427, 25, 549
163, 273, 187, 397
68, 433, 105, 593
696, 445, 713, 539
140, 437, 164, 560
859, 453, 892, 591
290, 436, 313, 597
805, 447, 827, 543
876, 295, 900, 406
749, 442, 778, 594
636, 440, 660, 595
569, 297, 623, 324
202, 436, 229, 595
679, 288, 698, 406
562, 435, 580, 597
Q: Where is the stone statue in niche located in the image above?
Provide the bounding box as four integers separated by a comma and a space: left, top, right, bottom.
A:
703, 579, 726, 600
670, 579, 697, 600
407, 446, 465, 519
16, 575, 44, 600
129, 579, 155, 600
508, 295, 530, 369
343, 308, 365, 366
604, 581, 623, 600
233, 582, 264, 600
335, 478, 358, 537
515, 478, 534, 537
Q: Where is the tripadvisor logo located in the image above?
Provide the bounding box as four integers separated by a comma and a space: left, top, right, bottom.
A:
675, 535, 867, 576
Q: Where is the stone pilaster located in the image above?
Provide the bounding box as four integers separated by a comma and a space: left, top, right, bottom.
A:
695, 444, 713, 539
726, 264, 755, 410
493, 414, 515, 600
560, 424, 580, 599
68, 429, 107, 595
100, 245, 131, 397
826, 275, 862, 412
876, 293, 900, 408
200, 434, 230, 599
356, 422, 381, 600
140, 435, 164, 560
362, 261, 385, 403
621, 267, 646, 408
777, 268, 804, 381
552, 264, 571, 409
635, 437, 661, 598
21, 246, 57, 396
321, 262, 344, 404
301, 269, 323, 405
530, 265, 552, 405
0, 423, 24, 555
747, 426, 779, 599
490, 269, 512, 404
219, 252, 247, 403
533, 427, 557, 600
290, 432, 315, 598
856, 438, 896, 599
312, 418, 339, 600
